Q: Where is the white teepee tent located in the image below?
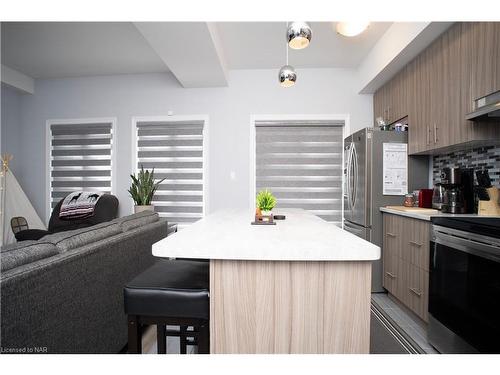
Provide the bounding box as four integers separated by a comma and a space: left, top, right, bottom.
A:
1, 155, 46, 246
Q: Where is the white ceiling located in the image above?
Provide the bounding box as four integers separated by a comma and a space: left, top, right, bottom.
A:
1, 21, 392, 82
1, 22, 168, 78
217, 22, 392, 69
134, 22, 228, 87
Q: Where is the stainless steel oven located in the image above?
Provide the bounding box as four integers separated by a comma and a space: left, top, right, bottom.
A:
429, 217, 500, 353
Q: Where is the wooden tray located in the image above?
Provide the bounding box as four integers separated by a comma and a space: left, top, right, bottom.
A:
385, 206, 439, 214
251, 221, 276, 225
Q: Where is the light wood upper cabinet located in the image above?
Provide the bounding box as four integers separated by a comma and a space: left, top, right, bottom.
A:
373, 68, 409, 127
390, 68, 409, 124
471, 22, 500, 100
408, 46, 432, 154
377, 22, 500, 155
373, 85, 386, 125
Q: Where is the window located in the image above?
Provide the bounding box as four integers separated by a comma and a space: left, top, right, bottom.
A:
255, 119, 344, 225
133, 117, 207, 228
47, 118, 115, 220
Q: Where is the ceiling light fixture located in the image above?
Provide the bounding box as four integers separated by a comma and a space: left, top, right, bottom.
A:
279, 65, 297, 88
286, 22, 312, 50
279, 23, 297, 88
336, 22, 370, 37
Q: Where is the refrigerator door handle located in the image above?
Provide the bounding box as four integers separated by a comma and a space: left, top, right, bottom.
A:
351, 143, 358, 209
345, 144, 353, 210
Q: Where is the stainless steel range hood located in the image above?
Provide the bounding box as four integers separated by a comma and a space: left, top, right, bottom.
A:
466, 90, 500, 121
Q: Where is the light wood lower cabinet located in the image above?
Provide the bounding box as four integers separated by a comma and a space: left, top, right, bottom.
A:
383, 213, 430, 322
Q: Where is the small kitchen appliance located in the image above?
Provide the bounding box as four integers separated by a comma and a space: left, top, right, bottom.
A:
432, 183, 445, 210
418, 189, 433, 208
440, 167, 475, 214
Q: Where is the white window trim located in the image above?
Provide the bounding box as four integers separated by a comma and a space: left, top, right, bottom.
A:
131, 115, 210, 218
45, 117, 117, 224
249, 114, 349, 221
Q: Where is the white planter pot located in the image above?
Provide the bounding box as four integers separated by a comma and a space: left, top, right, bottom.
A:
261, 210, 273, 216
134, 205, 154, 214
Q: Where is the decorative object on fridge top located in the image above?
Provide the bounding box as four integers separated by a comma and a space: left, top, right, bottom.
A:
377, 117, 408, 132
394, 122, 408, 132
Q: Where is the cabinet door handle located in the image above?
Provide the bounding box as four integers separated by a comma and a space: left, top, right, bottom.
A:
386, 232, 396, 237
427, 125, 431, 145
386, 272, 397, 279
409, 287, 422, 297
409, 241, 423, 247
434, 123, 438, 143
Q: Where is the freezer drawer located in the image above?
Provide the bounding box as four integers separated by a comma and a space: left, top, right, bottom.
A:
343, 220, 371, 241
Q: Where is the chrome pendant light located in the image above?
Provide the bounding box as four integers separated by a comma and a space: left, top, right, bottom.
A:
279, 24, 297, 87
286, 22, 312, 49
279, 65, 297, 87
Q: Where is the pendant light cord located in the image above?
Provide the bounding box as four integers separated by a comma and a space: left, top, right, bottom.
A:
286, 21, 289, 65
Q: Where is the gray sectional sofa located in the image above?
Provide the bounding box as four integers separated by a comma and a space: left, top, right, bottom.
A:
0, 210, 172, 354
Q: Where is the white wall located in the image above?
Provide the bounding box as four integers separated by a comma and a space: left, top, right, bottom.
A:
1, 85, 23, 173
4, 69, 373, 221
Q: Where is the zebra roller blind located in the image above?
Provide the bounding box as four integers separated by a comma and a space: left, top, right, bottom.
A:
49, 121, 114, 210
135, 119, 204, 227
255, 120, 344, 225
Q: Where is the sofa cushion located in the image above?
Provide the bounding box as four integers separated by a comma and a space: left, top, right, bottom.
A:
41, 221, 122, 253
1, 241, 59, 272
116, 211, 160, 232
15, 229, 51, 242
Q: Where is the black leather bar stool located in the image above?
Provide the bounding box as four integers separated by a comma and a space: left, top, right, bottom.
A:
124, 259, 209, 354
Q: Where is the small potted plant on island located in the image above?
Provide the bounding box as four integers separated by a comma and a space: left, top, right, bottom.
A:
255, 189, 277, 223
128, 165, 165, 214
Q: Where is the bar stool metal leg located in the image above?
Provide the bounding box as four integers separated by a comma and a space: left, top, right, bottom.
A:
157, 324, 167, 354
197, 322, 210, 354
180, 325, 188, 354
128, 315, 142, 354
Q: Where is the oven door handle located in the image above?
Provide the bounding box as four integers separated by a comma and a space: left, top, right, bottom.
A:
432, 225, 500, 264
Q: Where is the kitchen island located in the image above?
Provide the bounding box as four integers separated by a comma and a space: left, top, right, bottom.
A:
152, 209, 380, 354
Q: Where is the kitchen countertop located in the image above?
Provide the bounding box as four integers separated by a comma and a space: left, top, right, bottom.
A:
380, 206, 500, 221
153, 208, 380, 261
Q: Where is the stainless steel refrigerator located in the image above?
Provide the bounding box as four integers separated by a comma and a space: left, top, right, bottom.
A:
343, 127, 428, 292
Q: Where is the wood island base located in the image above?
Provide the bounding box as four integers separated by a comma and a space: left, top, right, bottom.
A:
209, 259, 372, 354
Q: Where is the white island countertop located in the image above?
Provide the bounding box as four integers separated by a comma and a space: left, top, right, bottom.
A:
153, 209, 380, 261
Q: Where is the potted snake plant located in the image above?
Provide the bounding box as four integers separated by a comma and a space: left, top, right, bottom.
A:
128, 165, 165, 213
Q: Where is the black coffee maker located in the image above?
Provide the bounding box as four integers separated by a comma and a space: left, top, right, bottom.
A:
440, 167, 475, 214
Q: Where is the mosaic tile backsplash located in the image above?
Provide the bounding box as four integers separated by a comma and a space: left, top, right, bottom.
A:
433, 146, 500, 187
